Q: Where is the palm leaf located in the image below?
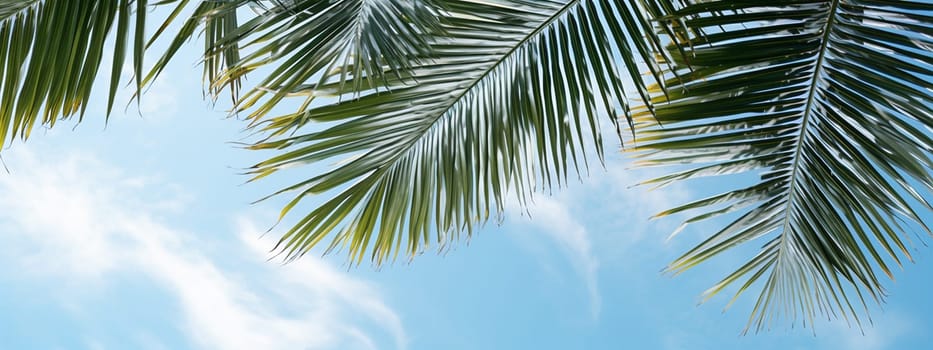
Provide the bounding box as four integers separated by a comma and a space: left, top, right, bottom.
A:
146, 0, 442, 108
146, 0, 246, 99
0, 0, 150, 145
209, 0, 678, 264
635, 0, 933, 332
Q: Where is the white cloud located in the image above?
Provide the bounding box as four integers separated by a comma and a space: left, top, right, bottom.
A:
136, 75, 180, 117
510, 195, 601, 317
0, 148, 405, 350
822, 313, 912, 350
115, 60, 180, 118
543, 159, 693, 243
503, 154, 694, 319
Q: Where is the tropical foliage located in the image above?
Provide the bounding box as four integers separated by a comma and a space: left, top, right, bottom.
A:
0, 0, 148, 141
0, 0, 929, 331
636, 1, 933, 330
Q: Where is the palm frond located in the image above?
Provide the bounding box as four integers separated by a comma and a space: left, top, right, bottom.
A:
146, 0, 246, 99
147, 0, 442, 107
635, 0, 933, 332
222, 0, 676, 264
0, 0, 149, 145
0, 0, 39, 19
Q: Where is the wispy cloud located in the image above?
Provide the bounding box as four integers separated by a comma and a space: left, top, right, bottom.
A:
137, 76, 179, 117
821, 312, 912, 350
0, 148, 405, 350
504, 154, 694, 319
511, 194, 602, 317
112, 60, 179, 119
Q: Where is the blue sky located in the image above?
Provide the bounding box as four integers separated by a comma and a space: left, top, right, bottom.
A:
1, 8, 933, 350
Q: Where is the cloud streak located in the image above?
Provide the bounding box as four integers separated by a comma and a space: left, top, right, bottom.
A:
503, 154, 695, 319
0, 148, 405, 350
512, 195, 602, 317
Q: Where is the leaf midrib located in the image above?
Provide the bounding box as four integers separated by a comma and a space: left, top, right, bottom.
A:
775, 0, 842, 263
375, 1, 584, 174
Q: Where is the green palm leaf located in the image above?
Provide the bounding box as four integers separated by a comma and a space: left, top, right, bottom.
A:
214, 0, 675, 264
146, 0, 245, 99
146, 0, 444, 109
0, 0, 149, 144
635, 0, 933, 331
